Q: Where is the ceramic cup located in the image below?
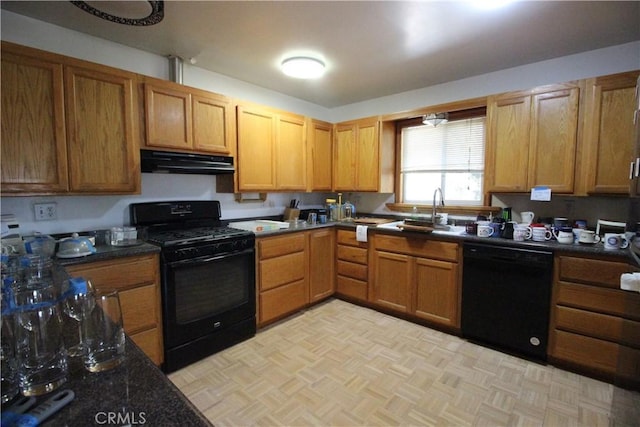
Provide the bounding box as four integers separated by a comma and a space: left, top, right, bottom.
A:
604, 233, 629, 250
513, 224, 531, 241
520, 211, 535, 224
477, 225, 494, 238
578, 230, 601, 244
555, 230, 574, 244
572, 228, 583, 244
465, 223, 478, 235
531, 227, 552, 242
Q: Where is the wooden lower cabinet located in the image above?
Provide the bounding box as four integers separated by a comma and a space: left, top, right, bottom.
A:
370, 233, 460, 330
549, 254, 640, 389
65, 253, 163, 366
257, 229, 335, 326
335, 229, 369, 301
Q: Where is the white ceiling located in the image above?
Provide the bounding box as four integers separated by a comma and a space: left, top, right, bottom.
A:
2, 1, 639, 108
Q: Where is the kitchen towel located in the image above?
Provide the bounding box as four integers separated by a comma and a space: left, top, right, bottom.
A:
356, 225, 368, 243
620, 272, 640, 293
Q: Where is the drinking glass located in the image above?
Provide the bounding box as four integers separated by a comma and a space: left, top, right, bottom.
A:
14, 299, 68, 396
82, 289, 125, 372
63, 281, 95, 357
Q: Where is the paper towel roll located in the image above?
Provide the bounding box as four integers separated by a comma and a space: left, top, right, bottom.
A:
356, 225, 368, 243
620, 273, 640, 293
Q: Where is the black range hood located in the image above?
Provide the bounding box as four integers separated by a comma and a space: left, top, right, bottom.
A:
141, 149, 234, 175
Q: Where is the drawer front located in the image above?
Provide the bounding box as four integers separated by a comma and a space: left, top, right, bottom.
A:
119, 284, 158, 334
258, 233, 306, 259
555, 305, 640, 348
260, 251, 306, 291
337, 229, 367, 248
336, 276, 368, 301
337, 260, 368, 281
337, 245, 367, 264
551, 329, 619, 375
373, 234, 458, 261
558, 256, 632, 289
130, 328, 162, 366
65, 254, 158, 291
556, 282, 640, 321
551, 330, 640, 382
259, 279, 308, 323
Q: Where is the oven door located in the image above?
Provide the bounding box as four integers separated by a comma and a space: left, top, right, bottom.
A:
162, 246, 256, 349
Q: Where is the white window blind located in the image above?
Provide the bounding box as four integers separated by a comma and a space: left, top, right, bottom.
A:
400, 117, 485, 205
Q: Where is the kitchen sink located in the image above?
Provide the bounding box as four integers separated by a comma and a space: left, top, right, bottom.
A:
376, 220, 466, 236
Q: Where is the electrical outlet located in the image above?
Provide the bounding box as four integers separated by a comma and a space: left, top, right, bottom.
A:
34, 203, 57, 221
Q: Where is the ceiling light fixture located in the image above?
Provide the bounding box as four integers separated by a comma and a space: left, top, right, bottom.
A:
281, 57, 325, 79
70, 1, 164, 26
422, 113, 449, 127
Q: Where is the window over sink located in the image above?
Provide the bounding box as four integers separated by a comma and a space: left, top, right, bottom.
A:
398, 108, 486, 206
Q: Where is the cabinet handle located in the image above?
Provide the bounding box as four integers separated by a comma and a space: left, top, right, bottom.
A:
630, 161, 635, 180
636, 158, 640, 178
635, 110, 638, 125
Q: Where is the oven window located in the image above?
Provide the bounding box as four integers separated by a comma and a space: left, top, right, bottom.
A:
173, 253, 252, 324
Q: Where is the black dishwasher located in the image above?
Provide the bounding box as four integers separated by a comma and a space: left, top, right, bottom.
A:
461, 242, 553, 361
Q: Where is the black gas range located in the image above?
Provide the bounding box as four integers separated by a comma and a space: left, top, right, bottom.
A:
130, 201, 256, 373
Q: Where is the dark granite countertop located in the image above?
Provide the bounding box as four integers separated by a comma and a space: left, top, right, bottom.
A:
35, 339, 212, 427
54, 242, 160, 267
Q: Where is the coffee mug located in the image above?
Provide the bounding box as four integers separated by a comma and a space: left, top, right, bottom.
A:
578, 230, 601, 244
531, 227, 552, 242
555, 230, 574, 244
477, 225, 494, 237
604, 233, 629, 250
465, 223, 478, 235
513, 224, 531, 241
489, 222, 503, 238
572, 228, 583, 244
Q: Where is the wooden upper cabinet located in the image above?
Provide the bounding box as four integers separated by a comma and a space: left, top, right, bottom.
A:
333, 117, 392, 192
485, 84, 579, 193
236, 103, 306, 192
237, 105, 277, 191
144, 80, 234, 155
307, 119, 333, 191
579, 70, 640, 195
1, 46, 68, 193
65, 64, 140, 193
1, 41, 140, 195
276, 113, 306, 190
144, 83, 192, 150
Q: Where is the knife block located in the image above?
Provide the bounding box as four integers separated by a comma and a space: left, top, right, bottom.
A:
283, 208, 300, 220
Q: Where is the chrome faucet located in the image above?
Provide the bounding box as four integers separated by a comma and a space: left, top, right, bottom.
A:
432, 187, 445, 224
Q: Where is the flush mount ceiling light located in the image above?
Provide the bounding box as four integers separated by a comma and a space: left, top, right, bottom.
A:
70, 1, 164, 26
422, 113, 449, 127
281, 57, 326, 79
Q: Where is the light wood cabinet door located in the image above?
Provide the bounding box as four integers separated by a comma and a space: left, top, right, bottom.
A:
485, 94, 531, 192
356, 120, 380, 191
528, 88, 579, 192
413, 257, 459, 328
65, 65, 139, 193
486, 84, 579, 193
308, 119, 333, 191
192, 93, 234, 155
581, 71, 640, 194
371, 250, 411, 312
334, 123, 357, 190
309, 229, 335, 302
1, 46, 68, 193
144, 83, 192, 150
276, 113, 306, 190
237, 106, 277, 191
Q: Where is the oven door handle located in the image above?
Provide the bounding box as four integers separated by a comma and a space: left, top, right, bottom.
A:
167, 247, 254, 268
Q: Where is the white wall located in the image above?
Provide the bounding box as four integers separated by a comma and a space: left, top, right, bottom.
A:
1, 10, 638, 235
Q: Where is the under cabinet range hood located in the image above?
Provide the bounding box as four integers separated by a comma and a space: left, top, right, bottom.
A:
141, 149, 234, 175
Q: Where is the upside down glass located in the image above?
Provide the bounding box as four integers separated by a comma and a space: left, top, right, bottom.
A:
82, 289, 125, 372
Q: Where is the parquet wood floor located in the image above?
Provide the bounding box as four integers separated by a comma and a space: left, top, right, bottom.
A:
169, 299, 639, 426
